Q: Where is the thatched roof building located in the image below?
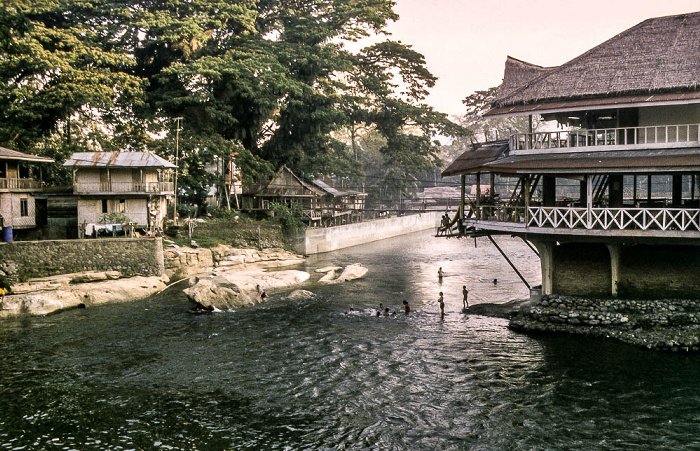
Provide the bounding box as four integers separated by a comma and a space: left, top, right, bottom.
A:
487, 11, 700, 117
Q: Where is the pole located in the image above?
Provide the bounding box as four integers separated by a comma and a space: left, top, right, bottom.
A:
488, 234, 531, 290
173, 117, 183, 225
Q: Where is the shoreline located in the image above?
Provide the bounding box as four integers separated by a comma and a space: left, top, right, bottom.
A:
468, 296, 700, 353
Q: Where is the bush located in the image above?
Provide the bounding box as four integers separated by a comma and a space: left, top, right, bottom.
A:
270, 202, 306, 236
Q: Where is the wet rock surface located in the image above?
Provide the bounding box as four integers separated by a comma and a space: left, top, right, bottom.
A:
509, 295, 700, 352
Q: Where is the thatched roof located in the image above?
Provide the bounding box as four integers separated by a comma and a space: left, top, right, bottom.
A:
497, 56, 554, 100
490, 11, 700, 114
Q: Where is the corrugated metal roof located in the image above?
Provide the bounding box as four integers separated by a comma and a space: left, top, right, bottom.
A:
0, 146, 54, 163
63, 151, 177, 168
311, 178, 364, 197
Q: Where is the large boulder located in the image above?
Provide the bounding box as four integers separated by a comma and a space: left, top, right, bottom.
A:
317, 263, 368, 284
184, 276, 256, 310
183, 268, 311, 310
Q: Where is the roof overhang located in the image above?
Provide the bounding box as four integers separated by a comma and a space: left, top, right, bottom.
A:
485, 92, 700, 118
483, 147, 700, 175
441, 141, 509, 177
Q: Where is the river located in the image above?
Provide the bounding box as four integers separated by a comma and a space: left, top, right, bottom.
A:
1, 230, 700, 449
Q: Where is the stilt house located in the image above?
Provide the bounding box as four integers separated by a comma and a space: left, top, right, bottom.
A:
443, 12, 700, 298
0, 147, 54, 240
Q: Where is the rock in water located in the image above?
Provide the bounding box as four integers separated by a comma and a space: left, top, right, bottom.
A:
318, 263, 368, 284
335, 264, 368, 282
286, 290, 317, 301
184, 277, 256, 310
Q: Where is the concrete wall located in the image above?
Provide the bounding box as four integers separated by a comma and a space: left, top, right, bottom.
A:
0, 238, 164, 282
294, 211, 442, 254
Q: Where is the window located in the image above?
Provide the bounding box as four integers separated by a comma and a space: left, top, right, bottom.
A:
0, 161, 6, 178
117, 199, 126, 212
101, 199, 108, 213
20, 198, 28, 217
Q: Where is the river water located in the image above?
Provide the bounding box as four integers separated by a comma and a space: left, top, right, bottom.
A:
2, 230, 700, 450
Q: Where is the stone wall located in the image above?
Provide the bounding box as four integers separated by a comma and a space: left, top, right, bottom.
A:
619, 245, 700, 298
0, 238, 164, 282
543, 241, 700, 299
511, 295, 700, 352
552, 243, 611, 296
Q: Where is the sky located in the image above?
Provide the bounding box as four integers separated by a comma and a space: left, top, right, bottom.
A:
377, 0, 700, 117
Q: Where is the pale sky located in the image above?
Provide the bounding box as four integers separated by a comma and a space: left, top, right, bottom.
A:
381, 0, 700, 117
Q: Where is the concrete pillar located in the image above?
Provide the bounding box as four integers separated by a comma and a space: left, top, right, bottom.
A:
607, 243, 621, 297
534, 240, 554, 295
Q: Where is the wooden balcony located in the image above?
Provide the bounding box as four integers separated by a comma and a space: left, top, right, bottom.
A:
0, 177, 42, 191
510, 124, 700, 153
74, 181, 174, 195
464, 204, 700, 238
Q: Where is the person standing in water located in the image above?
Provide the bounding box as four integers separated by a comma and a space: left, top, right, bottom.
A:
403, 300, 411, 314
438, 292, 445, 319
438, 267, 444, 282
462, 286, 469, 310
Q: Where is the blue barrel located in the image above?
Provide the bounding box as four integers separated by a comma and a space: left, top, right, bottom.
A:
2, 226, 12, 242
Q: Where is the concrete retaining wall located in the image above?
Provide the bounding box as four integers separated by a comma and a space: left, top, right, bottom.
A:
0, 238, 164, 282
294, 211, 442, 254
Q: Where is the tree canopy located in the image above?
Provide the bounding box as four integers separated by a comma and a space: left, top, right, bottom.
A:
0, 0, 466, 208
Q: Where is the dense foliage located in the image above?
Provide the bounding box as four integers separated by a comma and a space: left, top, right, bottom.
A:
0, 0, 466, 210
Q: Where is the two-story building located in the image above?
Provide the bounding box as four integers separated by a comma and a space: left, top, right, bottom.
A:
64, 152, 176, 235
0, 147, 54, 241
443, 12, 700, 299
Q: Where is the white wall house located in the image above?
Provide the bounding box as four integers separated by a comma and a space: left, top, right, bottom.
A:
64, 152, 176, 234
0, 147, 54, 238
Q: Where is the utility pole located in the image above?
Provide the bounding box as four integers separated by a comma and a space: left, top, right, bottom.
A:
173, 117, 183, 225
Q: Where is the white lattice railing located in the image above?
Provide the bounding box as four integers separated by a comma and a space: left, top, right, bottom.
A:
510, 124, 700, 151
527, 207, 700, 232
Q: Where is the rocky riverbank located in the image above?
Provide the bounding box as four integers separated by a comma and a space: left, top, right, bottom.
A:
509, 295, 700, 352
183, 245, 368, 310
0, 272, 167, 317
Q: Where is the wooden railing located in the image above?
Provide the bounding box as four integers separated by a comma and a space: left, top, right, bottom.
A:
467, 204, 700, 232
74, 181, 174, 194
528, 206, 700, 232
510, 124, 700, 151
0, 178, 42, 190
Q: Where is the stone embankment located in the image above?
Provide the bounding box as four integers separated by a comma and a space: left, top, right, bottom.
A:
509, 295, 700, 352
